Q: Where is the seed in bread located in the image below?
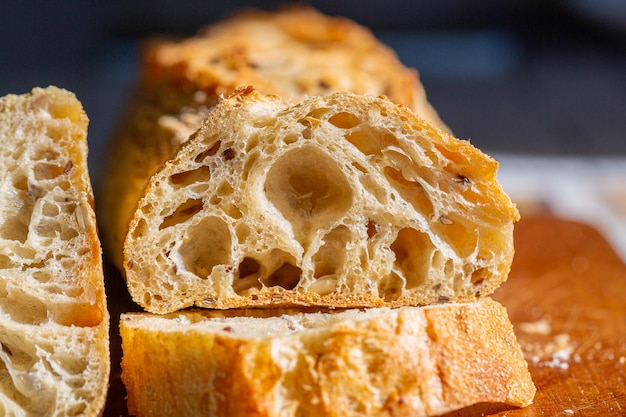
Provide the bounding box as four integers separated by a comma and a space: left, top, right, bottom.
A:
124, 88, 519, 313
100, 6, 449, 270
120, 298, 535, 417
0, 86, 109, 416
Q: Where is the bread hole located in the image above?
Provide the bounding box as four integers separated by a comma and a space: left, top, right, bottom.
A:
178, 216, 231, 279
35, 220, 78, 241
265, 146, 353, 245
390, 228, 435, 289
328, 112, 360, 129
217, 180, 234, 196
0, 337, 36, 371
45, 123, 65, 141
298, 116, 322, 139
0, 255, 12, 269
0, 192, 33, 243
377, 272, 404, 302
352, 162, 367, 174
312, 226, 349, 279
0, 288, 48, 325
431, 214, 477, 258
11, 173, 28, 191
233, 257, 262, 294
32, 270, 51, 283
344, 129, 380, 156
42, 201, 59, 217
169, 166, 211, 188
34, 162, 66, 181
194, 140, 221, 163
305, 107, 331, 120
383, 167, 434, 219
366, 220, 378, 238
241, 151, 259, 181
262, 262, 302, 290
283, 134, 299, 145
223, 203, 243, 219
45, 99, 83, 122
130, 218, 147, 240
50, 301, 103, 327
159, 198, 203, 230
470, 267, 488, 285
235, 223, 251, 243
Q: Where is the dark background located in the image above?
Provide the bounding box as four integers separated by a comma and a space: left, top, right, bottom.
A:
1, 1, 625, 196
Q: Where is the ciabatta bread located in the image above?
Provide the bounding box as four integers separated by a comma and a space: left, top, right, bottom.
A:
0, 87, 109, 416
100, 6, 449, 269
120, 298, 535, 417
124, 88, 519, 314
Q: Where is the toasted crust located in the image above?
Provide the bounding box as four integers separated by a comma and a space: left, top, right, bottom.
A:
0, 87, 110, 416
120, 297, 535, 417
99, 6, 449, 269
123, 88, 519, 313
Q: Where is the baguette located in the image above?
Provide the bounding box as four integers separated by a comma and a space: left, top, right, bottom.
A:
0, 87, 109, 416
120, 297, 535, 417
100, 6, 449, 269
124, 88, 519, 313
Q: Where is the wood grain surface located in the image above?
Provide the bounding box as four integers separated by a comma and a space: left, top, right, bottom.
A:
102, 215, 626, 416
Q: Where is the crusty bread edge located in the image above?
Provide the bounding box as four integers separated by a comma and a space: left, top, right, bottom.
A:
120, 297, 534, 417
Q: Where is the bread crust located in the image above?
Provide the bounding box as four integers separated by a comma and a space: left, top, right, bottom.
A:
0, 87, 109, 416
120, 298, 535, 417
124, 88, 519, 313
100, 6, 448, 269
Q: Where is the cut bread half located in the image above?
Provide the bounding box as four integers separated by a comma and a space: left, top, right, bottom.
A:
124, 88, 519, 313
100, 5, 449, 269
120, 297, 535, 417
0, 87, 109, 416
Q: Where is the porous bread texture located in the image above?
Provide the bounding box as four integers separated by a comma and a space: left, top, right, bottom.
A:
120, 298, 535, 417
0, 87, 109, 416
124, 88, 519, 314
100, 5, 448, 269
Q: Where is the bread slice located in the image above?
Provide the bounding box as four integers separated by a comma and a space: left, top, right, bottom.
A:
100, 6, 449, 270
123, 88, 519, 313
0, 87, 109, 416
120, 297, 535, 417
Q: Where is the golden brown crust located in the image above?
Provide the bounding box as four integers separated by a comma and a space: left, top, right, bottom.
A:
0, 86, 110, 416
123, 88, 518, 314
120, 298, 535, 417
99, 6, 448, 269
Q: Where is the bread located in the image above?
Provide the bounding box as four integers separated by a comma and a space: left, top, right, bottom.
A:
123, 88, 519, 314
120, 297, 535, 417
0, 87, 109, 416
99, 6, 449, 269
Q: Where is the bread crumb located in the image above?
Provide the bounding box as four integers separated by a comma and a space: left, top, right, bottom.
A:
564, 409, 574, 415
522, 333, 574, 369
619, 356, 625, 364
518, 318, 552, 335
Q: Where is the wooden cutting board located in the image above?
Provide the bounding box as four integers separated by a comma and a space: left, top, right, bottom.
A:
102, 215, 626, 416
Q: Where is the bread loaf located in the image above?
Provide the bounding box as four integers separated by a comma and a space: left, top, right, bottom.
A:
100, 6, 449, 269
0, 87, 109, 416
124, 88, 519, 313
120, 297, 535, 417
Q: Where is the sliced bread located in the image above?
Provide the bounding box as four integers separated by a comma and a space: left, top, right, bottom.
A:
123, 88, 519, 313
120, 297, 535, 417
0, 87, 109, 416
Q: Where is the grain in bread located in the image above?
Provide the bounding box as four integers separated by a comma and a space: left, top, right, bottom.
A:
124, 88, 519, 313
120, 297, 535, 417
0, 87, 109, 416
100, 6, 449, 269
